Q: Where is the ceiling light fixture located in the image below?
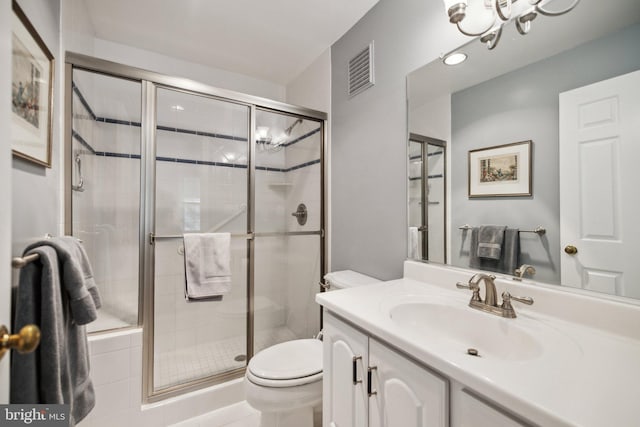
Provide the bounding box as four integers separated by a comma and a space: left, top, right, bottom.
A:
443, 52, 468, 65
171, 104, 185, 111
442, 0, 580, 50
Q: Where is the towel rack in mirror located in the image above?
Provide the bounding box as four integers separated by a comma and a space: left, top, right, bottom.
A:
458, 224, 546, 235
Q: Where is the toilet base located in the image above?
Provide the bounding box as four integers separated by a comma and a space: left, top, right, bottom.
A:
260, 406, 313, 427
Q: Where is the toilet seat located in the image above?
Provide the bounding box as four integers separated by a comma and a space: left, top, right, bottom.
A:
247, 339, 322, 388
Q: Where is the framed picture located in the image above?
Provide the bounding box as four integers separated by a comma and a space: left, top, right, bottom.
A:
468, 140, 532, 198
11, 0, 54, 167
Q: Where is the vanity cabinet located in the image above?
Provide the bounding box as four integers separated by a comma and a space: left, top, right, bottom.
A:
323, 312, 448, 427
323, 311, 532, 427
323, 310, 369, 427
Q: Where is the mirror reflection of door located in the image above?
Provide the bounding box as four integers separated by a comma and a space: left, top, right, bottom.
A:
559, 70, 640, 298
408, 133, 446, 263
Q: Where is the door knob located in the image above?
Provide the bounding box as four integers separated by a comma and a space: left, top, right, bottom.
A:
0, 324, 41, 360
564, 245, 578, 255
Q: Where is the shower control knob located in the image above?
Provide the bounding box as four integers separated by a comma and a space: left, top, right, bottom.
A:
291, 203, 308, 226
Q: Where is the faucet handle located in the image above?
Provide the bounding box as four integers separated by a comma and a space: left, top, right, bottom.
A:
501, 291, 534, 307
456, 281, 482, 302
456, 281, 475, 290
500, 292, 533, 318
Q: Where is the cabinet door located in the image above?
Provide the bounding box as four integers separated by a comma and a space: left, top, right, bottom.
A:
369, 339, 448, 427
323, 312, 369, 427
452, 387, 530, 427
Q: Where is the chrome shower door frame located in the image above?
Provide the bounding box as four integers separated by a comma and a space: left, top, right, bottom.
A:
64, 52, 328, 403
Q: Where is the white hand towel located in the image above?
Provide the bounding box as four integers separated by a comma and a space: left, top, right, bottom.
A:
184, 233, 231, 300
408, 227, 421, 259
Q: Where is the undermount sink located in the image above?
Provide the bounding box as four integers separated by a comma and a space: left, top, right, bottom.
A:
388, 300, 544, 361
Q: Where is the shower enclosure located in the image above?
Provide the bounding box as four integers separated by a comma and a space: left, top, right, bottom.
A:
408, 133, 446, 263
65, 54, 326, 402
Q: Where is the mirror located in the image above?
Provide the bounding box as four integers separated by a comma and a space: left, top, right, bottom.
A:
407, 0, 640, 300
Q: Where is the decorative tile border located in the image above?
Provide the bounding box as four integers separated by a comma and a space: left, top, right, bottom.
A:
72, 81, 97, 121
71, 83, 322, 172
73, 130, 320, 172
72, 130, 96, 154
73, 82, 321, 148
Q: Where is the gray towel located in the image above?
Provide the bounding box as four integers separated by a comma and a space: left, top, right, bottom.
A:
11, 239, 100, 425
477, 225, 507, 260
24, 236, 101, 322
470, 228, 520, 275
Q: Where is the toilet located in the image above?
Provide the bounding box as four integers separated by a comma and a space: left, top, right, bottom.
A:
244, 270, 381, 427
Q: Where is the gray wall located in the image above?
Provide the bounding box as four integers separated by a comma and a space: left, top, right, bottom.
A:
1, 0, 13, 401
12, 0, 62, 285
450, 24, 640, 283
330, 0, 466, 280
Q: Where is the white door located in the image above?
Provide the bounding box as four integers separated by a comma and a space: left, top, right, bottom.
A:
559, 70, 640, 298
0, 0, 13, 402
368, 339, 448, 427
323, 313, 369, 427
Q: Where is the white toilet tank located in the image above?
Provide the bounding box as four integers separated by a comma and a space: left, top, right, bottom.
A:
323, 270, 381, 291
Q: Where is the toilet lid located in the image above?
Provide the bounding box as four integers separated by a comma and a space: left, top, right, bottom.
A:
248, 339, 322, 381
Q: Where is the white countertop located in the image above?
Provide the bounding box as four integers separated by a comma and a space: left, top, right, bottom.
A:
316, 262, 640, 427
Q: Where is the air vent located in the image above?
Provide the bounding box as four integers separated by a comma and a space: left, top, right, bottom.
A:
348, 42, 375, 97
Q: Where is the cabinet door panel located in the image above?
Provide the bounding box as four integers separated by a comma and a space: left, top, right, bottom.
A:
453, 388, 530, 427
369, 339, 448, 427
323, 312, 369, 427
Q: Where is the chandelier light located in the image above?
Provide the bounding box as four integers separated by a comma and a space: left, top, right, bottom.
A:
442, 0, 581, 50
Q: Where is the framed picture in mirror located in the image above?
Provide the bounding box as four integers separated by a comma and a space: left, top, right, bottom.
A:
11, 0, 54, 168
468, 141, 531, 198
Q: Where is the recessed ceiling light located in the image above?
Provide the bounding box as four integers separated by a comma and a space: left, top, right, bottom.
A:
171, 105, 185, 111
443, 52, 468, 66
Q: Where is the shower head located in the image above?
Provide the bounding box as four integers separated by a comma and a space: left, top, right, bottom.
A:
259, 118, 303, 152
284, 118, 303, 137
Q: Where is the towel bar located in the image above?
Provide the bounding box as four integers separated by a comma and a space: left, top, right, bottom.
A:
458, 224, 546, 235
150, 230, 323, 244
11, 253, 40, 269
12, 235, 84, 268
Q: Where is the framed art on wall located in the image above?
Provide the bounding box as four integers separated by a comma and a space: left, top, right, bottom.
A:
11, 0, 54, 167
468, 140, 532, 198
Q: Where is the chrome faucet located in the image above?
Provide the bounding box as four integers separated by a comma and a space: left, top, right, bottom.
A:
514, 264, 536, 281
456, 273, 533, 318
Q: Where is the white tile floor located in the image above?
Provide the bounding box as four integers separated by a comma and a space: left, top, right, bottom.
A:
170, 401, 260, 427
155, 326, 297, 389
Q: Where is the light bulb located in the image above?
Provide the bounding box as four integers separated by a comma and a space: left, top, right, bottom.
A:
443, 0, 468, 23
443, 52, 468, 66
457, 0, 496, 36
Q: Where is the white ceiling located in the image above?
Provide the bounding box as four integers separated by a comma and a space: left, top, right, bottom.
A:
82, 0, 380, 85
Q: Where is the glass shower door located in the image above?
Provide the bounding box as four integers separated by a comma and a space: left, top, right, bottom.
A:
70, 69, 142, 332
253, 109, 324, 355
152, 87, 250, 391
